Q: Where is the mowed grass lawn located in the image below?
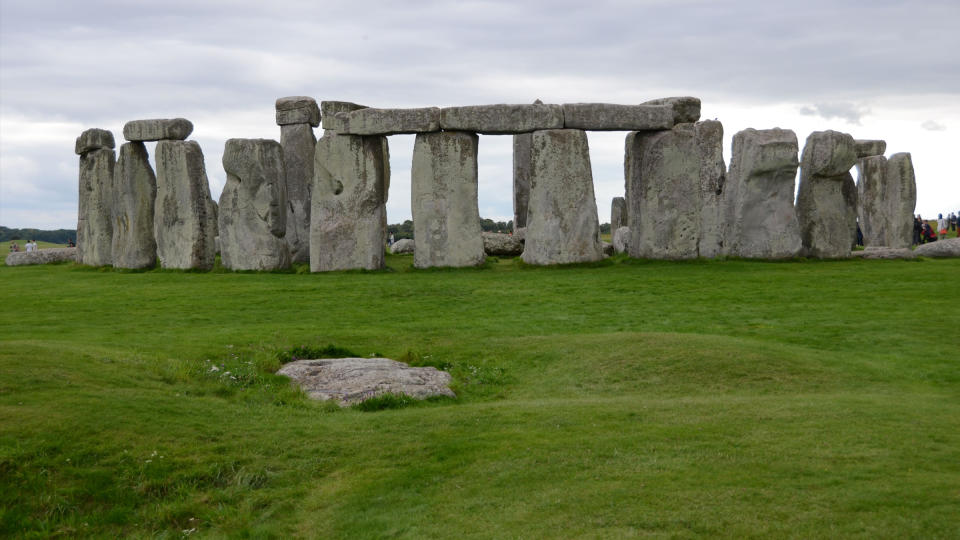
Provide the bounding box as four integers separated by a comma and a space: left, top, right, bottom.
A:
1, 252, 958, 538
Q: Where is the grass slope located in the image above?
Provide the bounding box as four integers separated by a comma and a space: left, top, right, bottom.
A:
1, 255, 958, 538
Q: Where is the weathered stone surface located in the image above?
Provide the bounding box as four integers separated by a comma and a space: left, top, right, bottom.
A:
796, 130, 859, 258
612, 226, 630, 253
219, 138, 291, 271
411, 131, 485, 268
915, 237, 960, 257
723, 128, 802, 258
641, 96, 702, 124
338, 107, 440, 136
279, 123, 316, 263
123, 118, 193, 142
77, 147, 114, 266
112, 142, 157, 269
440, 103, 563, 134
390, 238, 414, 254
626, 125, 700, 259
482, 232, 523, 256
561, 103, 673, 131
860, 152, 916, 249
513, 132, 533, 230
311, 132, 389, 271
275, 96, 320, 127
601, 241, 614, 257
278, 358, 455, 406
611, 197, 627, 230
854, 139, 886, 158
522, 129, 602, 265
695, 120, 726, 258
320, 101, 368, 131
75, 128, 115, 155
851, 247, 916, 259
154, 140, 218, 270
5, 247, 77, 266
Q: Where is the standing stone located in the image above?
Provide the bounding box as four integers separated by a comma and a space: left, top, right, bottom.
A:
75, 128, 115, 266
513, 132, 532, 230
626, 124, 700, 259
612, 226, 630, 254
795, 130, 859, 258
154, 140, 217, 270
723, 128, 802, 258
219, 139, 291, 271
695, 121, 726, 257
411, 131, 485, 268
311, 132, 390, 272
859, 153, 916, 248
112, 142, 157, 268
522, 129, 602, 265
611, 197, 627, 231
277, 97, 319, 263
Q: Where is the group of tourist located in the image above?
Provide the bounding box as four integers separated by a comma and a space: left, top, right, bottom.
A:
914, 212, 959, 244
8, 240, 39, 253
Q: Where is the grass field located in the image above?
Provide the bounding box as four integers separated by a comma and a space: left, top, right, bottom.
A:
1, 251, 958, 538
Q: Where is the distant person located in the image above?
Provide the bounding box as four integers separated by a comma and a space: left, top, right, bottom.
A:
950, 212, 957, 234
938, 214, 948, 240
67, 239, 75, 247
855, 221, 863, 247
922, 222, 937, 243
913, 215, 923, 245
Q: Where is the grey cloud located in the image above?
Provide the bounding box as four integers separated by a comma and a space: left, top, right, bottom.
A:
798, 103, 871, 125
921, 120, 946, 131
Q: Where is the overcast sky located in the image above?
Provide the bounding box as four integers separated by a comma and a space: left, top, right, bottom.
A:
1, 0, 958, 230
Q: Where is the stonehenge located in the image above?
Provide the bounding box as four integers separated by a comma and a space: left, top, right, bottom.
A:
112, 142, 158, 269
75, 128, 115, 266
796, 130, 859, 258
411, 131, 485, 268
69, 95, 926, 275
276, 96, 319, 263
219, 139, 291, 271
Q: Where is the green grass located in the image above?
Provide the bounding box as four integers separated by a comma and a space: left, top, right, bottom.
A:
1, 254, 958, 538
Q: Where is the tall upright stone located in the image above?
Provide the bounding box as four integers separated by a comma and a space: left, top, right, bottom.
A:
311, 132, 390, 272
276, 96, 319, 263
796, 130, 857, 259
795, 130, 859, 258
626, 124, 700, 259
112, 142, 157, 268
154, 140, 217, 270
522, 129, 602, 265
513, 132, 533, 231
219, 139, 291, 270
858, 152, 916, 248
723, 128, 802, 258
611, 197, 627, 230
411, 131, 485, 268
75, 128, 115, 266
695, 120, 726, 258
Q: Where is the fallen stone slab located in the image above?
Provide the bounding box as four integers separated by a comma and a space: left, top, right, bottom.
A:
338, 107, 441, 136
75, 128, 115, 155
562, 103, 673, 131
112, 142, 157, 269
915, 237, 960, 257
723, 128, 802, 258
77, 147, 115, 266
522, 129, 602, 265
851, 247, 916, 259
123, 118, 193, 142
320, 101, 368, 131
612, 226, 630, 254
854, 139, 886, 158
277, 357, 455, 406
219, 138, 291, 271
796, 130, 859, 258
641, 96, 702, 124
276, 96, 320, 127
411, 131, 485, 268
482, 232, 523, 256
5, 248, 77, 266
390, 238, 414, 254
440, 103, 563, 134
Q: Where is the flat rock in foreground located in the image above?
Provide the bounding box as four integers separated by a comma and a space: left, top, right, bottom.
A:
5, 248, 77, 266
277, 358, 455, 405
915, 238, 960, 258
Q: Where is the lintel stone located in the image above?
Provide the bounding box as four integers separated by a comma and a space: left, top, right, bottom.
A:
641, 97, 702, 124
562, 103, 673, 131
439, 103, 563, 134
854, 139, 886, 158
123, 118, 193, 142
320, 101, 368, 131
337, 107, 441, 135
276, 96, 320, 127
75, 128, 115, 155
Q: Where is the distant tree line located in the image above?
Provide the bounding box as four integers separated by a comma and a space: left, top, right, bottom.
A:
0, 226, 75, 244
387, 219, 611, 239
